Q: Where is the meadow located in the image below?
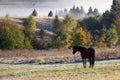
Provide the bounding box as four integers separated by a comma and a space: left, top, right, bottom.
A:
0, 59, 120, 80
0, 47, 120, 80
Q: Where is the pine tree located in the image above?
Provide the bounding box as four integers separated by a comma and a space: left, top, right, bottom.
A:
80, 6, 85, 14
23, 15, 36, 46
87, 6, 93, 16
23, 15, 36, 31
93, 8, 99, 15
63, 14, 76, 33
53, 15, 61, 33
111, 0, 120, 19
105, 24, 118, 47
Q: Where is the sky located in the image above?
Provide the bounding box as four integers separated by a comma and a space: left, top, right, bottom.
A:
0, 0, 113, 17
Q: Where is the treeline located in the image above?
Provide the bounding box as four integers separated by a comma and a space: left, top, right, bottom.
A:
0, 0, 120, 50
51, 0, 120, 48
57, 5, 99, 19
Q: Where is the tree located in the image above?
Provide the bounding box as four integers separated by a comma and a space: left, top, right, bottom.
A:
80, 6, 85, 14
48, 11, 53, 17
105, 24, 118, 47
23, 15, 36, 47
111, 0, 120, 19
72, 5, 76, 11
114, 16, 120, 39
39, 28, 46, 39
87, 6, 93, 16
23, 38, 32, 49
73, 27, 87, 46
23, 29, 34, 42
76, 6, 80, 12
63, 14, 76, 33
96, 27, 107, 47
51, 14, 76, 49
23, 15, 36, 31
53, 15, 60, 30
80, 17, 101, 33
93, 8, 99, 15
64, 8, 68, 14
0, 20, 24, 49
101, 10, 113, 28
32, 9, 38, 16
51, 29, 72, 49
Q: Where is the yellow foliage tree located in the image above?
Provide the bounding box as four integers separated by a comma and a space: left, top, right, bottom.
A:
73, 27, 87, 46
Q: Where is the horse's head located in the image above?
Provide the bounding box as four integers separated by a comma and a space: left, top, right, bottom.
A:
72, 46, 85, 55
72, 46, 78, 55
72, 49, 76, 55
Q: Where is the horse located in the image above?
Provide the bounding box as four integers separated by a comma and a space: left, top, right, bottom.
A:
72, 46, 95, 68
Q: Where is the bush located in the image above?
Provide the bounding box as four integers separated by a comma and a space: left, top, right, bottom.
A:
0, 20, 24, 49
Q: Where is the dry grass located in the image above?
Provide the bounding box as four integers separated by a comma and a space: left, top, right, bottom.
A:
0, 60, 120, 80
0, 47, 120, 64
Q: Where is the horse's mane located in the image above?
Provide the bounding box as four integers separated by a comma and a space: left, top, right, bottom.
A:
73, 46, 87, 52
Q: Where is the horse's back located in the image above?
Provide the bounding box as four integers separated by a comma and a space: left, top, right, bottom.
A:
87, 48, 95, 57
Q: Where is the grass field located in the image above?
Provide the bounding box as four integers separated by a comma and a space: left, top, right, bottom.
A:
0, 59, 120, 80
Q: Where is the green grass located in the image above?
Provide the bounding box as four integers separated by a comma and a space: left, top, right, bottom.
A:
0, 59, 120, 80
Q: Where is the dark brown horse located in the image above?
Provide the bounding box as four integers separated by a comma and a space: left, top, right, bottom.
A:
72, 46, 95, 68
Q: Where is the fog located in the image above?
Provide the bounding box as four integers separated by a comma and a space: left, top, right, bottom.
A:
0, 0, 113, 17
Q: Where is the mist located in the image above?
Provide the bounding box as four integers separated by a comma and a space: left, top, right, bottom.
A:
0, 0, 113, 17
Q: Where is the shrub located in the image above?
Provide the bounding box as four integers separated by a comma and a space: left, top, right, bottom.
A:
0, 20, 24, 49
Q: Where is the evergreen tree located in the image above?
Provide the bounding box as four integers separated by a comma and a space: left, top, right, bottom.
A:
23, 15, 36, 47
87, 6, 93, 16
76, 6, 80, 12
39, 28, 46, 39
64, 8, 68, 14
51, 14, 76, 49
111, 0, 120, 19
63, 14, 76, 33
80, 6, 85, 14
51, 29, 72, 49
72, 5, 76, 11
23, 15, 36, 31
80, 17, 101, 32
53, 15, 61, 33
101, 10, 113, 28
93, 8, 99, 15
53, 15, 60, 28
105, 24, 118, 47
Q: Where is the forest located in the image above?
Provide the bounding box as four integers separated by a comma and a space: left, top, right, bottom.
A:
0, 0, 120, 50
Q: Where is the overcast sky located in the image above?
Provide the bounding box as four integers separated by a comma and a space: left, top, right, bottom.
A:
0, 0, 113, 16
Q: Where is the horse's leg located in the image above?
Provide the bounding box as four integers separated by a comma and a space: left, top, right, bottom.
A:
92, 57, 95, 68
82, 58, 86, 68
89, 58, 92, 68
84, 58, 86, 68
